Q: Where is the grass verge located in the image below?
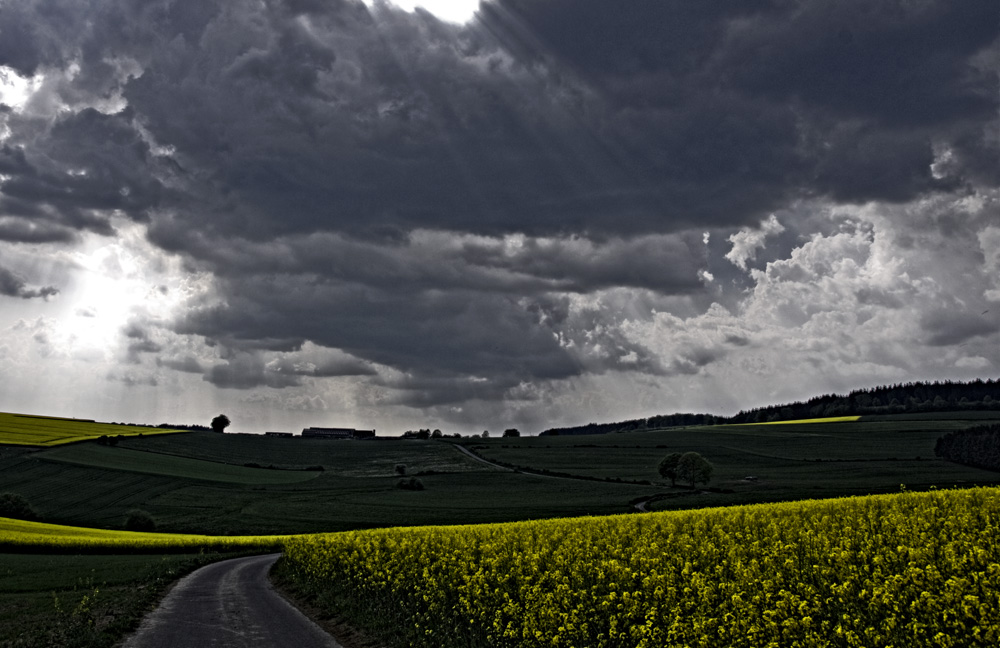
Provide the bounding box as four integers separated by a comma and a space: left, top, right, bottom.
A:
0, 552, 260, 648
271, 565, 387, 648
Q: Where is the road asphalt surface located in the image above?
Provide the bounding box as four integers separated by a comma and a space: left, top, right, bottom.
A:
122, 553, 343, 648
451, 443, 514, 470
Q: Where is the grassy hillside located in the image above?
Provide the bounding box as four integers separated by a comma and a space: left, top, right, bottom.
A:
116, 431, 496, 476
0, 411, 186, 447
36, 444, 321, 485
0, 433, 651, 535
0, 413, 997, 535
467, 413, 1000, 510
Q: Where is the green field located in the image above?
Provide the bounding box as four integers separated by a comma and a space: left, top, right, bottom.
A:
116, 431, 499, 477
37, 444, 321, 485
0, 432, 651, 535
468, 414, 1000, 511
0, 412, 186, 447
0, 415, 998, 535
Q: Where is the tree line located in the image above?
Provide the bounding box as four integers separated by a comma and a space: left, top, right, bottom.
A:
934, 424, 1000, 472
540, 378, 1000, 436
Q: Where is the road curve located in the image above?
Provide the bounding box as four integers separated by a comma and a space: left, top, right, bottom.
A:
122, 553, 342, 648
451, 443, 515, 471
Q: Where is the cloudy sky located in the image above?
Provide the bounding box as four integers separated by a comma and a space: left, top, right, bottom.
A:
0, 0, 997, 435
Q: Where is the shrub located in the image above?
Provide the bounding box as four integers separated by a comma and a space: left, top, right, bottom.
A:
396, 477, 424, 491
395, 464, 407, 476
124, 509, 156, 532
935, 424, 1000, 471
0, 492, 38, 521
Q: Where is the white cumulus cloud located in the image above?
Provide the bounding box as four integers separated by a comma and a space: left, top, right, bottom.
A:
725, 214, 785, 271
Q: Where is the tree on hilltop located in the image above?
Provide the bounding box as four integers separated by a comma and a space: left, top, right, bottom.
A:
211, 414, 230, 433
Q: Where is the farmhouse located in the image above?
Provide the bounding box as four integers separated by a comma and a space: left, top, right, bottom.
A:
301, 427, 376, 440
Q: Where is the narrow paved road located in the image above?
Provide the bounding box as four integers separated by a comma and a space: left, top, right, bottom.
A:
122, 553, 342, 648
451, 443, 515, 470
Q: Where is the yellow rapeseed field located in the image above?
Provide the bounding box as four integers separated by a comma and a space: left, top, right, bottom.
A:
0, 411, 187, 446
282, 487, 999, 648
736, 415, 862, 426
0, 517, 288, 553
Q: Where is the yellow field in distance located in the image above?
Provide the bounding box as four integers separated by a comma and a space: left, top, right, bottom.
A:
0, 411, 188, 447
734, 415, 861, 426
0, 516, 290, 553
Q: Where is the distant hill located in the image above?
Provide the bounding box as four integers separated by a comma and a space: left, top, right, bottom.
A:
540, 378, 1000, 436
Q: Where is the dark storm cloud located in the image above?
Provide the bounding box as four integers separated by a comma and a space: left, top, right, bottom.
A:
0, 264, 58, 299
483, 0, 997, 205
1, 0, 996, 404
121, 321, 162, 362
0, 109, 167, 241
717, 0, 998, 127
205, 353, 303, 390
119, 0, 662, 240
668, 347, 722, 376
921, 308, 1000, 347
177, 278, 581, 386
457, 233, 705, 293
265, 346, 377, 378
156, 356, 204, 374
148, 229, 704, 297
0, 0, 84, 76
3, 0, 994, 239
0, 213, 77, 243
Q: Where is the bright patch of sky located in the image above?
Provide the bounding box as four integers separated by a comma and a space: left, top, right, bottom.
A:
0, 66, 37, 112
363, 0, 480, 23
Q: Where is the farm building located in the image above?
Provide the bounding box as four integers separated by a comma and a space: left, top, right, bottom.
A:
301, 427, 376, 440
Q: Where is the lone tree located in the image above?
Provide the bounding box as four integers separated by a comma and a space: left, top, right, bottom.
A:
676, 452, 713, 488
657, 452, 683, 487
211, 414, 230, 433
503, 428, 521, 438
